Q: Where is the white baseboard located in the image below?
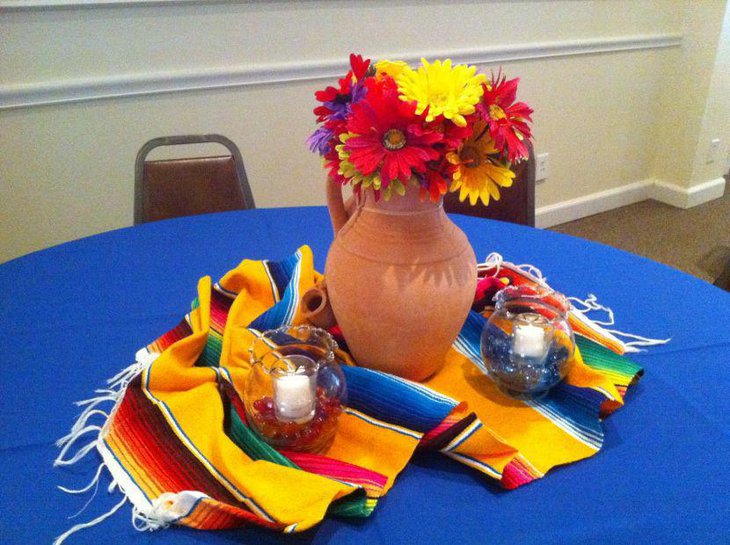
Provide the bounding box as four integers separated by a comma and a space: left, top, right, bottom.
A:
650, 177, 726, 208
536, 179, 653, 228
536, 177, 726, 228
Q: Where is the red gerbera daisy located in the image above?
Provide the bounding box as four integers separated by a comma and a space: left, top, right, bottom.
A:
313, 54, 371, 109
345, 76, 443, 186
478, 71, 533, 162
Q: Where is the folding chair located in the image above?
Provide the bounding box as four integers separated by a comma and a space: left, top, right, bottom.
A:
134, 134, 255, 224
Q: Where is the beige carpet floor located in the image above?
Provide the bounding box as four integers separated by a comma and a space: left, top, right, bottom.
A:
550, 179, 730, 284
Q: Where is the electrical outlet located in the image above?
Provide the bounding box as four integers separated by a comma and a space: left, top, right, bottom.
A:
535, 153, 549, 181
706, 138, 721, 164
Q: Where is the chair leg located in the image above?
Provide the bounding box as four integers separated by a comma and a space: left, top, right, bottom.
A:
714, 259, 730, 291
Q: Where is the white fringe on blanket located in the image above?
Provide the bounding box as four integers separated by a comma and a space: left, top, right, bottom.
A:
568, 293, 671, 351
132, 491, 208, 532
53, 349, 159, 545
53, 496, 129, 545
479, 252, 551, 286
479, 254, 671, 353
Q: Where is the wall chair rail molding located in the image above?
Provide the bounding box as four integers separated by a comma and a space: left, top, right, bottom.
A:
0, 34, 682, 111
0, 0, 208, 8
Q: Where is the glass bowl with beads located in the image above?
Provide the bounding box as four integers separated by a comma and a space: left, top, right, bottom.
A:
244, 325, 347, 453
480, 285, 575, 399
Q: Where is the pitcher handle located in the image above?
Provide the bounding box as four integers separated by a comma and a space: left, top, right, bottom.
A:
326, 177, 352, 235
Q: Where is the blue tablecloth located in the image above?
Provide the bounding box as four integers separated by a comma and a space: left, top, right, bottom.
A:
1, 207, 728, 544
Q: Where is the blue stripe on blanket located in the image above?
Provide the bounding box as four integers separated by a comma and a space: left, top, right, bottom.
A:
249, 250, 302, 330
342, 365, 458, 433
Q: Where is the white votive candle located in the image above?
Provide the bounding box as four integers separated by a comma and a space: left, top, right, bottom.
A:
273, 355, 317, 423
512, 317, 547, 358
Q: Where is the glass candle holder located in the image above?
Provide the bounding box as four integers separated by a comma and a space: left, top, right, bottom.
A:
244, 325, 347, 453
480, 285, 575, 399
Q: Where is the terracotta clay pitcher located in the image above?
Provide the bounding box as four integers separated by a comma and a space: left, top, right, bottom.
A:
324, 178, 477, 381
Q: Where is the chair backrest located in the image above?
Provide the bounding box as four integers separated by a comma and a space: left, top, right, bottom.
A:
443, 142, 536, 226
134, 134, 255, 225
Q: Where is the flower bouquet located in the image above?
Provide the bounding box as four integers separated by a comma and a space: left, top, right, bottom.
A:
309, 53, 533, 206
309, 54, 534, 381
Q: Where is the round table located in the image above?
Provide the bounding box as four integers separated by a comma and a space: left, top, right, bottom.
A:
1, 207, 728, 544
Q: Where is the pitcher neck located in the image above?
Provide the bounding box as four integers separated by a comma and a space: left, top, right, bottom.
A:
360, 183, 442, 214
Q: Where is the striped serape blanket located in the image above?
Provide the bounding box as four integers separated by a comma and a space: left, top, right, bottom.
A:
55, 246, 651, 542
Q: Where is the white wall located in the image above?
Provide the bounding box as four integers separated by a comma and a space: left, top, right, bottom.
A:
0, 0, 724, 262
653, 0, 730, 190
691, 0, 730, 185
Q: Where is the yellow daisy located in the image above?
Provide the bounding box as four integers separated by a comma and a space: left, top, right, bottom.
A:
447, 121, 515, 206
397, 58, 486, 127
375, 59, 410, 80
